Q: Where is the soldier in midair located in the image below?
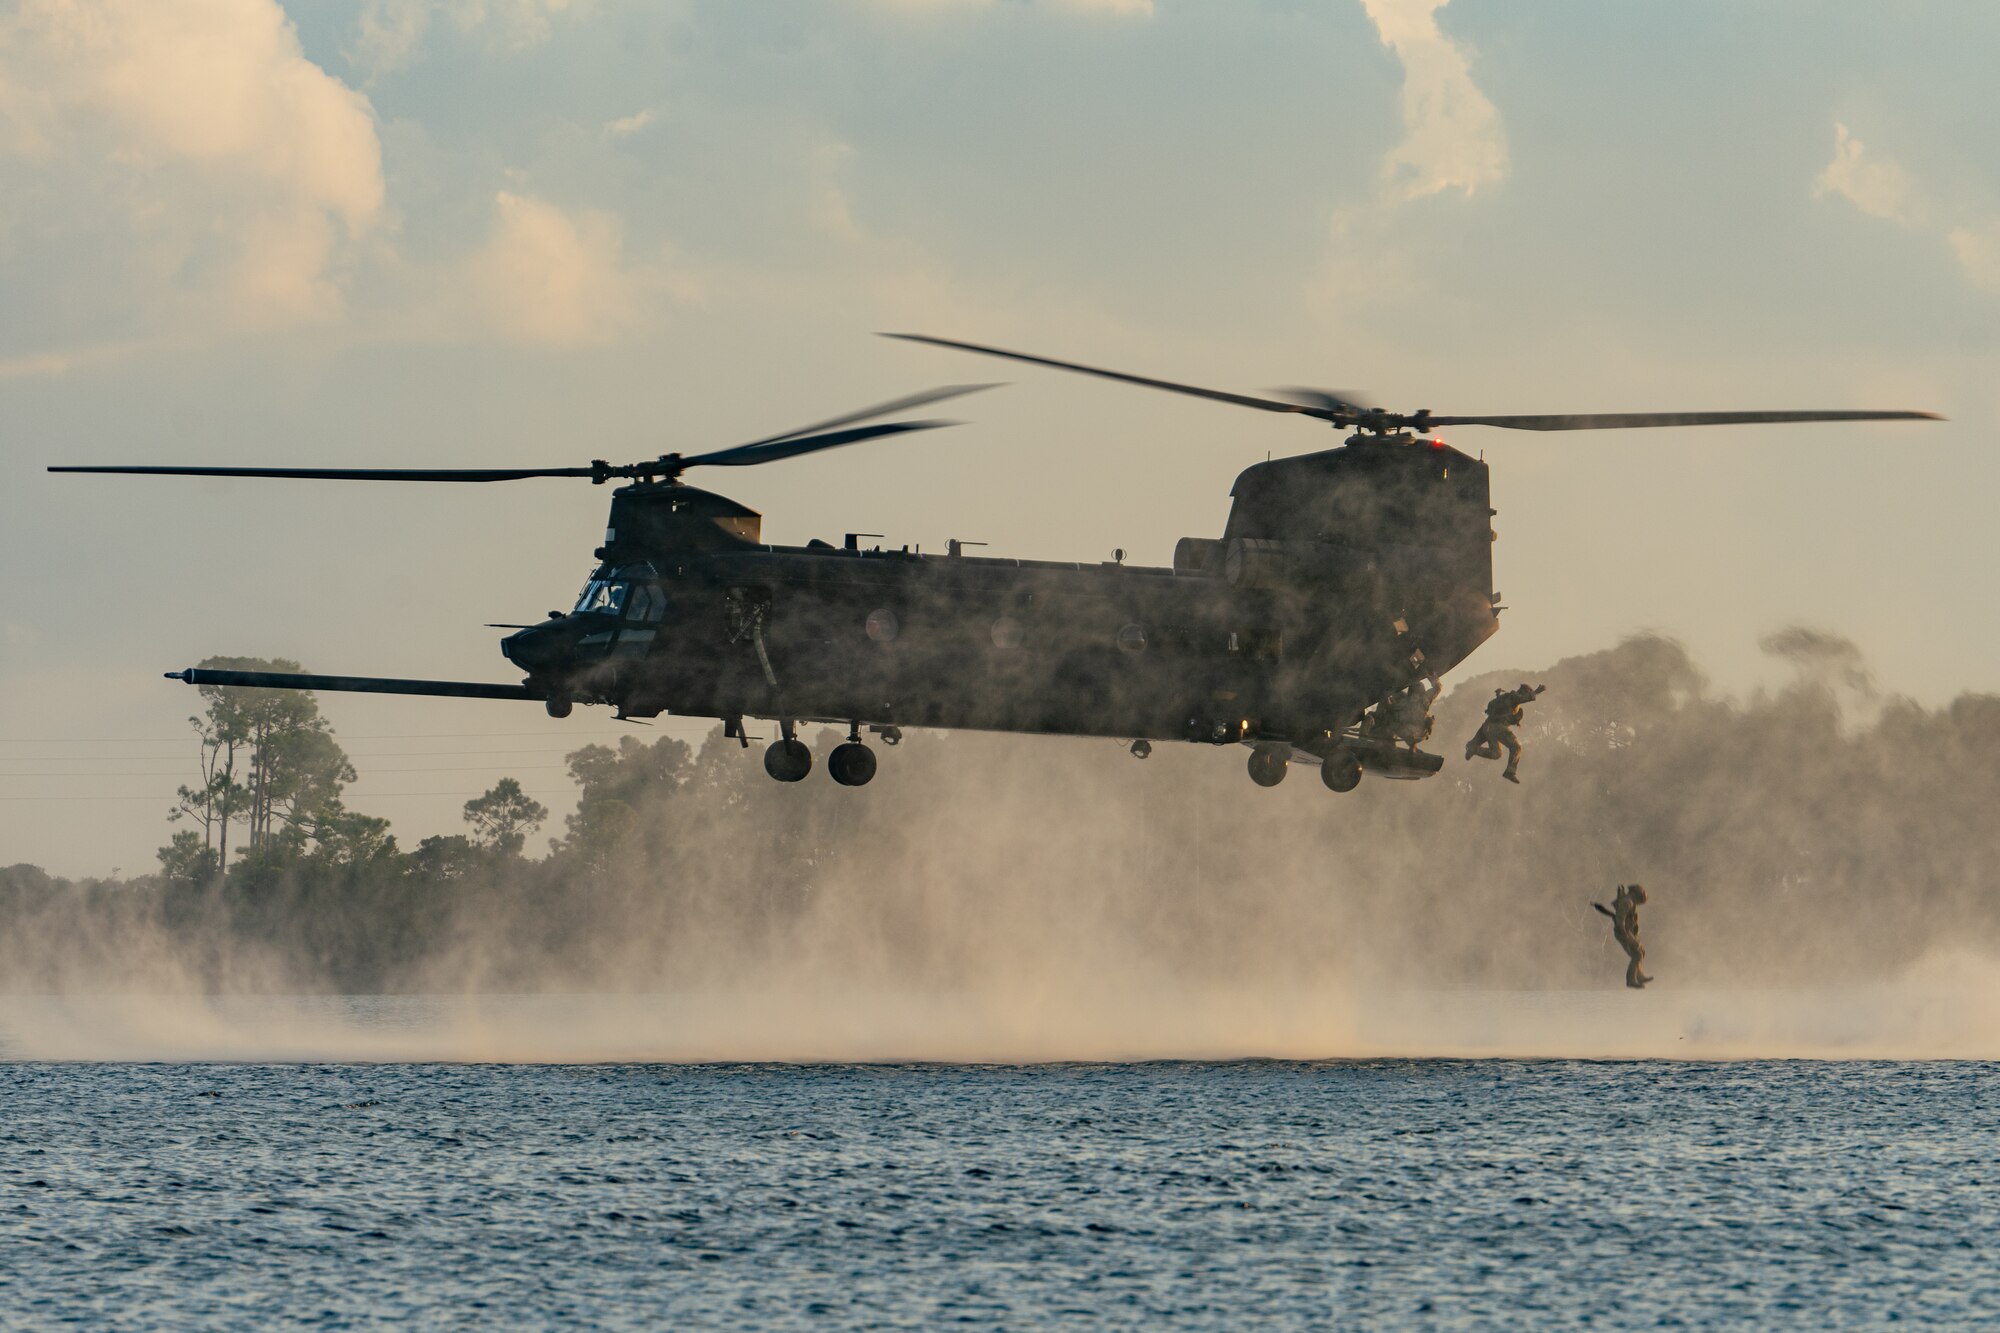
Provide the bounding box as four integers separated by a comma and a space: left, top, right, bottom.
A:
1464, 682, 1544, 782
1592, 884, 1652, 989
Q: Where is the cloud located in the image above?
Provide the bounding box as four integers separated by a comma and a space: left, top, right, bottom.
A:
1050, 0, 1154, 13
806, 142, 864, 242
352, 0, 583, 75
0, 0, 384, 335
1360, 0, 1507, 200
454, 0, 581, 49
353, 0, 436, 76
1946, 220, 2000, 295
604, 108, 655, 139
867, 0, 1154, 16
1812, 123, 1924, 227
1812, 123, 2000, 297
468, 190, 684, 345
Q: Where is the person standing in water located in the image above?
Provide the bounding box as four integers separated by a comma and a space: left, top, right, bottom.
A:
1593, 884, 1652, 989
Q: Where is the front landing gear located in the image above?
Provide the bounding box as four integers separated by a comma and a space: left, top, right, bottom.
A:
828, 742, 877, 787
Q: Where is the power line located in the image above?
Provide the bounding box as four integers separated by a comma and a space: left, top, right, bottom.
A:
0, 764, 580, 772
0, 729, 668, 744
0, 746, 624, 761
0, 789, 579, 802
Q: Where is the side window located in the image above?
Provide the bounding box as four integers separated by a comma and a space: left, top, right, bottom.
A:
626, 585, 655, 620
576, 581, 629, 614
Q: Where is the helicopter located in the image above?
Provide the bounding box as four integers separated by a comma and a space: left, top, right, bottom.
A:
52, 336, 1939, 791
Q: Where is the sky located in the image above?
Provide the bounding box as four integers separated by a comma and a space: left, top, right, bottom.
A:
2, 0, 1996, 877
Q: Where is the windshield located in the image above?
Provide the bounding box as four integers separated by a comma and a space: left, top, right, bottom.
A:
573, 580, 629, 615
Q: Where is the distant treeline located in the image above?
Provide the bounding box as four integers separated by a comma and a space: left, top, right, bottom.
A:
4, 632, 1997, 993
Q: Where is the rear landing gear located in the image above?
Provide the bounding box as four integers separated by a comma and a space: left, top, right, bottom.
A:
1247, 745, 1289, 787
764, 738, 811, 782
544, 697, 572, 719
828, 742, 877, 787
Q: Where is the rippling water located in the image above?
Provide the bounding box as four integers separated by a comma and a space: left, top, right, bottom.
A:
4, 1049, 1996, 1328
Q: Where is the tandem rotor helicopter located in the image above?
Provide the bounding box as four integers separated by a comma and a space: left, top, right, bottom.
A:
53, 335, 1938, 792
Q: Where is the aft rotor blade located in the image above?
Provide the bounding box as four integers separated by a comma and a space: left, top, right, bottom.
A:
51, 464, 600, 482
1426, 410, 1944, 431
731, 383, 1000, 451
167, 668, 544, 700
882, 333, 1342, 422
684, 419, 954, 468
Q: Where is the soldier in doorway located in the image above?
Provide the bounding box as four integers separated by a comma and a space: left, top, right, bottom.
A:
1360, 676, 1441, 753
1464, 682, 1544, 782
1388, 675, 1441, 752
1592, 884, 1652, 989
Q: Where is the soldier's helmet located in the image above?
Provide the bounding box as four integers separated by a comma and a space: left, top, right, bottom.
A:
1628, 884, 1647, 904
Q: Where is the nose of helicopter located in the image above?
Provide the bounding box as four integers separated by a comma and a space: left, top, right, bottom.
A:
500, 621, 567, 672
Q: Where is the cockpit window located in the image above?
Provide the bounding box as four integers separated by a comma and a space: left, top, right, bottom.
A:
574, 580, 629, 615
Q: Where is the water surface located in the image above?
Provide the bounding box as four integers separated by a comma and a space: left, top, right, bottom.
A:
4, 1057, 1994, 1328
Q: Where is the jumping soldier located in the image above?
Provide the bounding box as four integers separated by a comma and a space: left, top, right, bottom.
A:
1592, 884, 1652, 989
1464, 682, 1544, 783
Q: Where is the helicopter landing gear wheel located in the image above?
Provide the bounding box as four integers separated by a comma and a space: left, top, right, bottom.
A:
828, 742, 877, 787
1247, 745, 1289, 787
763, 738, 812, 783
1129, 739, 1152, 760
1320, 748, 1362, 793
544, 697, 572, 719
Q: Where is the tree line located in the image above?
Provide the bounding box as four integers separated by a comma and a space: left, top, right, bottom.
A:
3, 634, 1997, 994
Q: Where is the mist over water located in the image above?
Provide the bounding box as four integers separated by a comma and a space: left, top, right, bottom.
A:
4, 630, 1998, 1062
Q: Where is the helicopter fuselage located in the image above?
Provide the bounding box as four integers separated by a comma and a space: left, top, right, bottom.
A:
499, 435, 1499, 771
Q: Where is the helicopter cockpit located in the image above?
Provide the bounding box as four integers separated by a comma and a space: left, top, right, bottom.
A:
572, 576, 668, 621
574, 579, 628, 615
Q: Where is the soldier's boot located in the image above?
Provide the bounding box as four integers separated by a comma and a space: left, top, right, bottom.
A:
1503, 769, 1520, 784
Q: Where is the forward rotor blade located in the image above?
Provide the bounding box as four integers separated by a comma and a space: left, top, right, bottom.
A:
883, 333, 1342, 422
1426, 410, 1945, 431
731, 383, 1001, 451
50, 464, 600, 482
683, 419, 954, 468
1270, 386, 1379, 415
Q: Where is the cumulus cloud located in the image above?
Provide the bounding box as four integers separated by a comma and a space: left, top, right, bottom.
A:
1812, 122, 2000, 297
1946, 221, 2000, 295
468, 190, 687, 345
868, 0, 1154, 16
604, 108, 655, 139
1360, 0, 1507, 200
352, 0, 582, 75
0, 0, 384, 340
1812, 123, 1924, 227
